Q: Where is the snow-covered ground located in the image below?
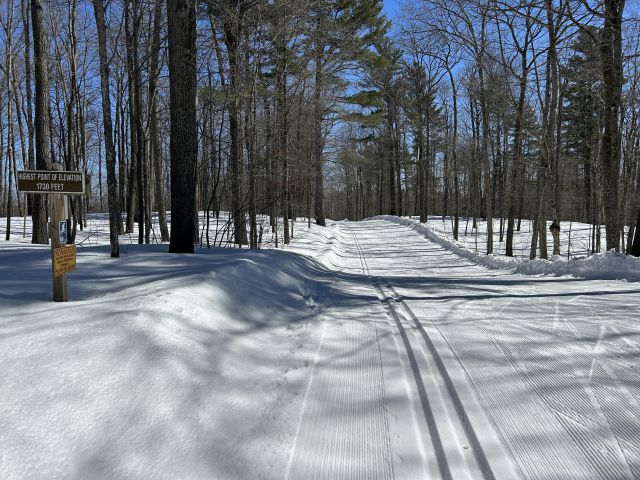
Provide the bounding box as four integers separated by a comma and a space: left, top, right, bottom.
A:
378, 216, 640, 283
418, 215, 612, 259
0, 211, 303, 250
1, 214, 639, 479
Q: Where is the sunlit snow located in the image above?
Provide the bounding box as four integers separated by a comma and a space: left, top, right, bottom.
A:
1, 214, 639, 479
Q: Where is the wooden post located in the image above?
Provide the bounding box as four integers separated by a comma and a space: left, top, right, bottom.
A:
50, 164, 68, 302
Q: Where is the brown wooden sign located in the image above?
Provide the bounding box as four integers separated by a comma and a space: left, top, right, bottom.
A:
17, 170, 84, 194
53, 245, 77, 277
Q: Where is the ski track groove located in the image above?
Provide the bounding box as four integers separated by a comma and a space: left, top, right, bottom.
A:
288, 218, 640, 479
371, 218, 640, 480
345, 223, 514, 480
345, 226, 452, 480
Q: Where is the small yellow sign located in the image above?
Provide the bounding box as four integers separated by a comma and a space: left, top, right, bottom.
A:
53, 245, 77, 277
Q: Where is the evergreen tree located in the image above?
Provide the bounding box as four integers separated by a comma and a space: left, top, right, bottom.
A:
306, 0, 388, 225
562, 29, 603, 232
401, 58, 442, 222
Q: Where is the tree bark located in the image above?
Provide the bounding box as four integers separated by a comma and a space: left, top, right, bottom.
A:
222, 2, 247, 245
167, 0, 198, 253
148, 0, 170, 242
478, 9, 493, 254
275, 17, 290, 244
600, 0, 625, 251
93, 0, 122, 257
124, 0, 137, 234
5, 0, 15, 240
630, 208, 640, 256
313, 43, 326, 226
507, 36, 529, 257
30, 0, 50, 244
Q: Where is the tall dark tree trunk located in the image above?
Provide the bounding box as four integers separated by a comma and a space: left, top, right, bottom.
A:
275, 20, 290, 244
450, 72, 459, 240
478, 68, 493, 254
416, 138, 425, 222
149, 0, 170, 242
313, 46, 326, 226
387, 128, 396, 216
30, 0, 49, 244
507, 49, 528, 257
600, 0, 625, 251
132, 0, 145, 245
22, 0, 34, 170
116, 75, 126, 233
124, 0, 137, 234
5, 0, 15, 241
546, 0, 560, 259
424, 108, 431, 221
246, 83, 258, 249
222, 2, 247, 245
630, 208, 640, 256
93, 0, 122, 257
394, 107, 402, 217
478, 11, 493, 255
168, 0, 197, 253
22, 0, 36, 228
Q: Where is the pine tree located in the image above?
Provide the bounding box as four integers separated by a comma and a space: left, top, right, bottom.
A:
307, 0, 388, 226
562, 28, 602, 234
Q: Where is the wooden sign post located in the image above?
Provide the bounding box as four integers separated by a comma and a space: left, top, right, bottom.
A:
50, 181, 68, 301
17, 164, 84, 302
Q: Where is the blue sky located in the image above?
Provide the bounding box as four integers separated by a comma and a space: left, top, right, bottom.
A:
382, 0, 401, 20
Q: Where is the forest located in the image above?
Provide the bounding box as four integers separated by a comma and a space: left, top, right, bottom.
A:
0, 0, 637, 259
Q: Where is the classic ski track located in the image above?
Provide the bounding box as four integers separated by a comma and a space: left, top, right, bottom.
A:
345, 223, 520, 480
370, 218, 640, 479
347, 226, 454, 480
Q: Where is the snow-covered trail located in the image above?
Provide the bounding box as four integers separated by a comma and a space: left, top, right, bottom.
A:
287, 220, 518, 479
297, 219, 640, 480
2, 217, 640, 479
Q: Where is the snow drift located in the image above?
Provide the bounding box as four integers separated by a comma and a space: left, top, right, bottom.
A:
373, 215, 640, 283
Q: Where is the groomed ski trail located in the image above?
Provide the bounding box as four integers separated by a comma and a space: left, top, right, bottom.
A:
352, 218, 640, 479
287, 218, 640, 480
347, 223, 520, 480
286, 220, 519, 479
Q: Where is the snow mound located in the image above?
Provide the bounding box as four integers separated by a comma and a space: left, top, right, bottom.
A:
372, 215, 640, 283
0, 244, 335, 479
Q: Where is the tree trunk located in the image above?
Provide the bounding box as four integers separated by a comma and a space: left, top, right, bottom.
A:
222, 3, 247, 245
276, 30, 290, 244
5, 0, 15, 240
167, 0, 197, 253
313, 45, 326, 226
600, 0, 625, 251
93, 0, 122, 257
132, 0, 146, 245
478, 66, 493, 254
148, 1, 169, 242
124, 0, 137, 234
30, 0, 50, 244
546, 0, 559, 259
506, 50, 528, 257
630, 207, 640, 256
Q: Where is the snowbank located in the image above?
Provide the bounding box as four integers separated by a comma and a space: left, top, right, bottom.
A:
0, 242, 333, 479
372, 215, 640, 283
